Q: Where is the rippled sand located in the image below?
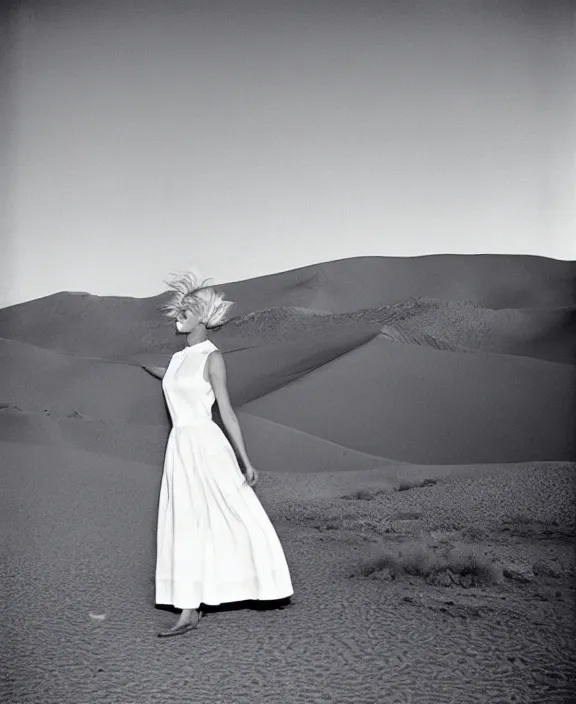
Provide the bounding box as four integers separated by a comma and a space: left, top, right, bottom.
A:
2, 440, 575, 704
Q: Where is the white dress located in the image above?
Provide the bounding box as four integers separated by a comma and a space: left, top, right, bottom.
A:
155, 339, 294, 610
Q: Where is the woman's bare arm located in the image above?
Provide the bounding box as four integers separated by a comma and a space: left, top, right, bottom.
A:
141, 364, 166, 379
207, 351, 251, 468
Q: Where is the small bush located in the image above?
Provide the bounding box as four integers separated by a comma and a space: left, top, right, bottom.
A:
357, 541, 502, 587
396, 478, 437, 492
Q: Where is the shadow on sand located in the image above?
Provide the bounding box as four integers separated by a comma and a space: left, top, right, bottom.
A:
155, 597, 292, 619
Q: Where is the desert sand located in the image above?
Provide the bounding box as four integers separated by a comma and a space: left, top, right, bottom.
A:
1, 254, 575, 704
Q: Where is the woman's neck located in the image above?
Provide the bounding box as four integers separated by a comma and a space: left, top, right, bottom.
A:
185, 326, 207, 347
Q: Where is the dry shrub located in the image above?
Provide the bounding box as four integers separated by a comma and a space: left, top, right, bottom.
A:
396, 478, 437, 492
313, 510, 359, 532
357, 540, 502, 587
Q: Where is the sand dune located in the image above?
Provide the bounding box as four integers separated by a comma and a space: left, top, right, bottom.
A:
0, 405, 396, 474
0, 406, 169, 467
242, 334, 575, 464
0, 323, 380, 418
4, 320, 572, 465
0, 405, 69, 447
0, 336, 170, 425
1, 254, 575, 703
1, 254, 575, 356
381, 297, 576, 364
234, 411, 399, 473
214, 254, 576, 313
222, 298, 576, 365
216, 325, 381, 405
0, 290, 169, 357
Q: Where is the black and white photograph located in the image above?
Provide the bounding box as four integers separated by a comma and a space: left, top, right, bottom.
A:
1, 0, 575, 702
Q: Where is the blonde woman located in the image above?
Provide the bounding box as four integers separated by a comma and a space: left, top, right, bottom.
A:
142, 271, 293, 638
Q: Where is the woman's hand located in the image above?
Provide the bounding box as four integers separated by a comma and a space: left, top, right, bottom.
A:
141, 364, 165, 379
243, 463, 259, 487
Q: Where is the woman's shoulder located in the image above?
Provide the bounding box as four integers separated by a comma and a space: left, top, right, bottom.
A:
205, 345, 224, 367
206, 344, 222, 358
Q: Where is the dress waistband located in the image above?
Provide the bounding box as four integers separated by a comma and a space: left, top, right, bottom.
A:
172, 417, 213, 429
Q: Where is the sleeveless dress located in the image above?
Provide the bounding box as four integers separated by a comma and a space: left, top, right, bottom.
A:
155, 339, 294, 610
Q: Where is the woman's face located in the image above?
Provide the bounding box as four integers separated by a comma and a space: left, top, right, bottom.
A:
175, 308, 202, 333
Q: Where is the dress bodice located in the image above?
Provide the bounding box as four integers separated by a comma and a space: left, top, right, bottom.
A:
162, 340, 218, 427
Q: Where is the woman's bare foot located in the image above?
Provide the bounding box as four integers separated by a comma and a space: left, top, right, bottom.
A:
157, 608, 202, 638
173, 608, 199, 629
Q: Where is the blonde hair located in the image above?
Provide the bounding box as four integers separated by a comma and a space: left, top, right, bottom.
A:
159, 269, 234, 328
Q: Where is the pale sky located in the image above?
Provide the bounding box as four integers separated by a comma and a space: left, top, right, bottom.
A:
1, 0, 574, 308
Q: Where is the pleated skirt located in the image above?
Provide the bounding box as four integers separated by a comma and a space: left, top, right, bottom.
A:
155, 419, 294, 609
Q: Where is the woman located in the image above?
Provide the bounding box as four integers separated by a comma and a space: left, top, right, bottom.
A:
142, 271, 293, 638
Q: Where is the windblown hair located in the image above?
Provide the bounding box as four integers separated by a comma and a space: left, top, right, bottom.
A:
159, 269, 234, 328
